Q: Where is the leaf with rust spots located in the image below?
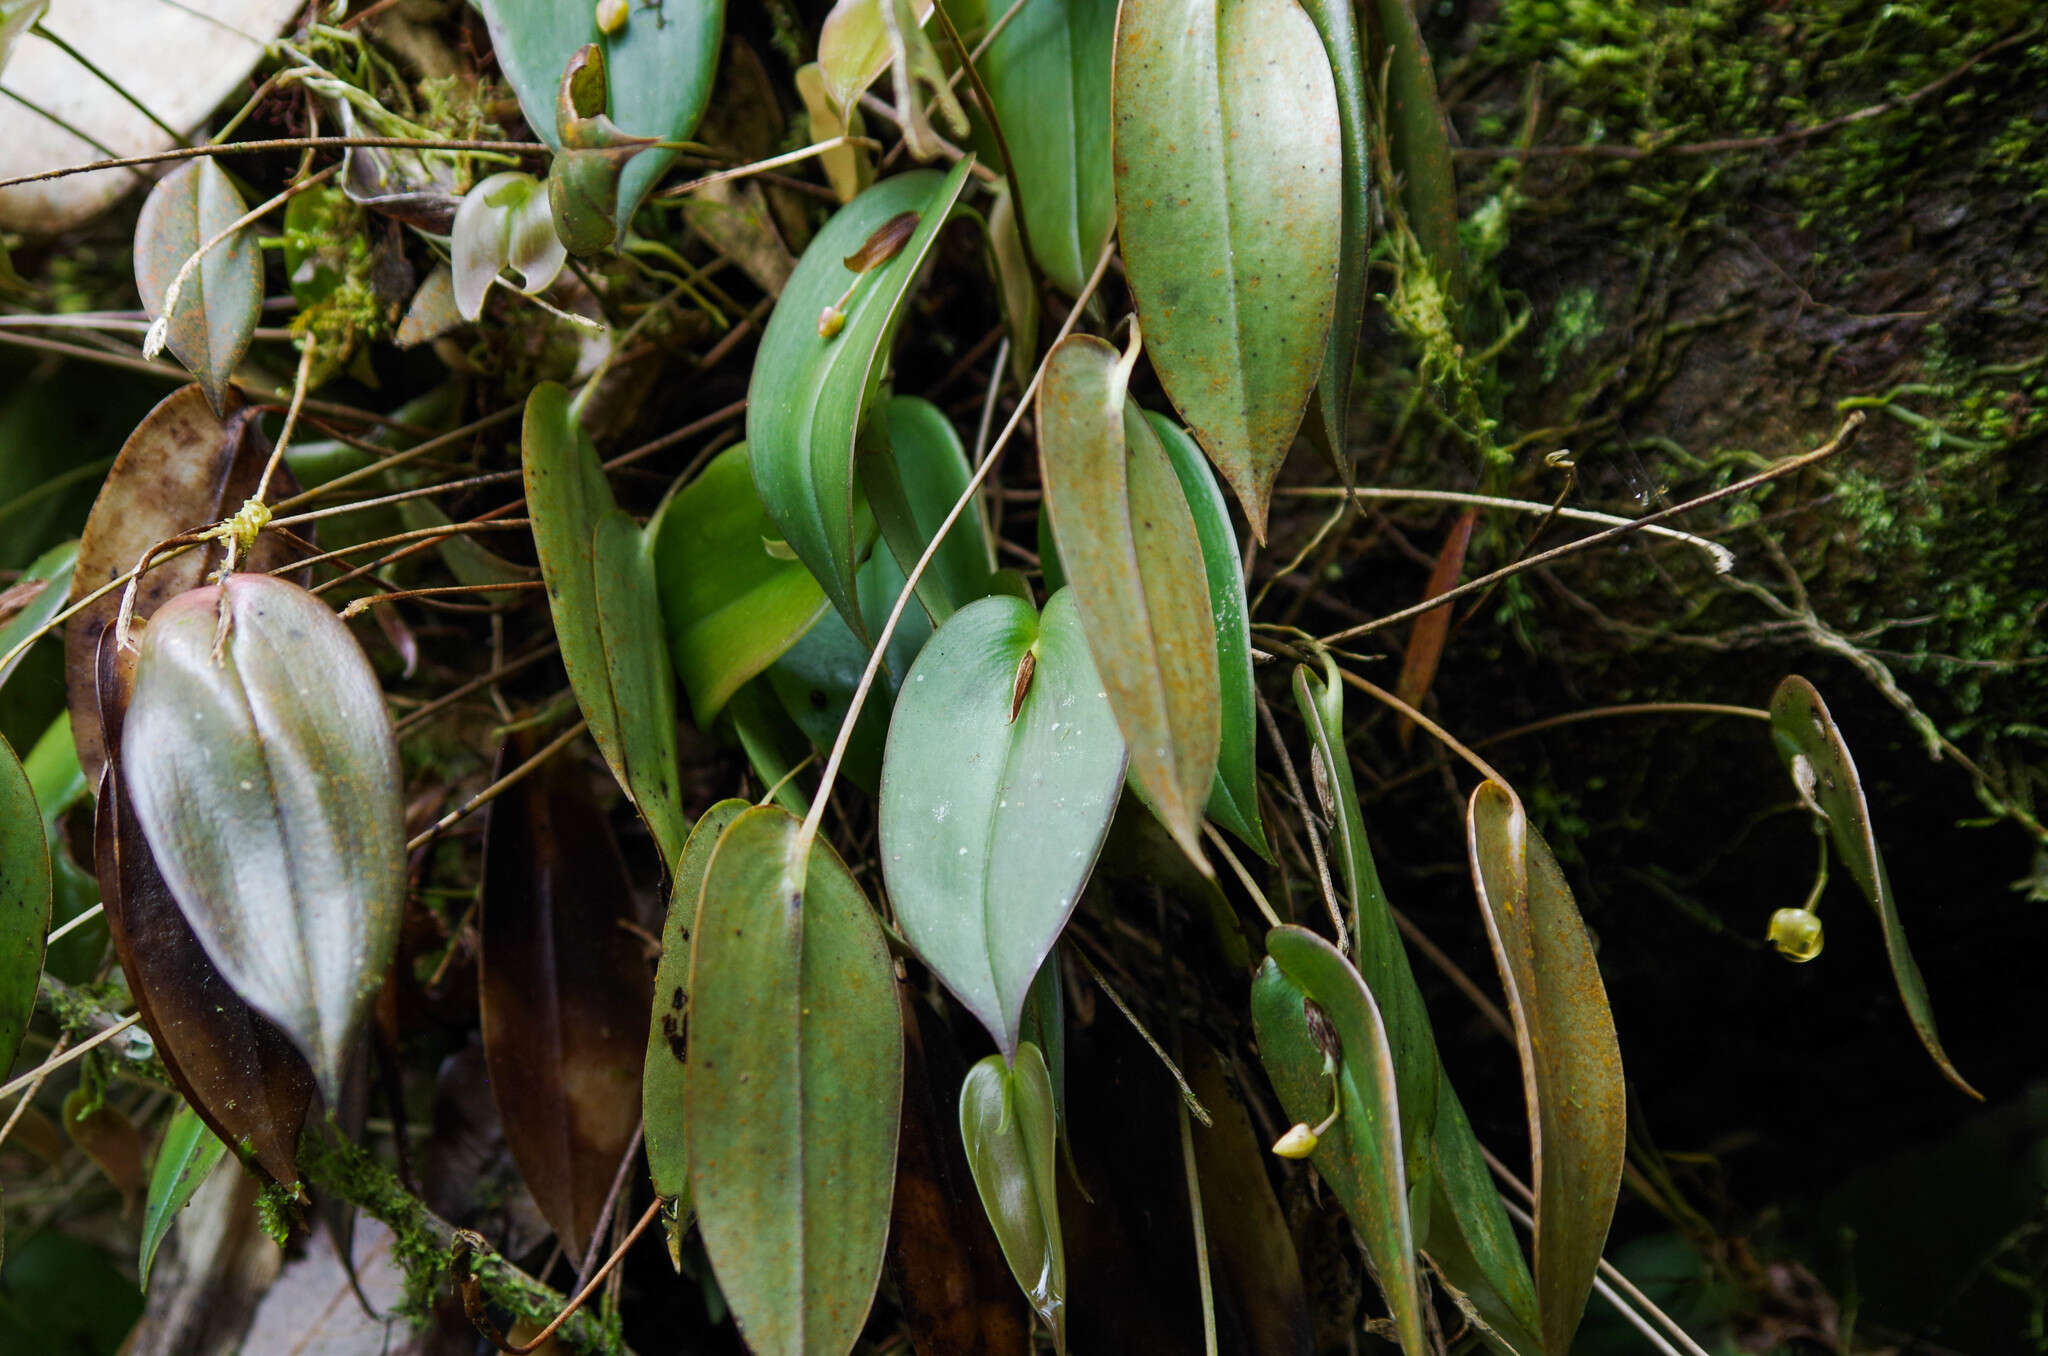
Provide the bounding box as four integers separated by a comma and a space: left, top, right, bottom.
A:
479, 729, 654, 1261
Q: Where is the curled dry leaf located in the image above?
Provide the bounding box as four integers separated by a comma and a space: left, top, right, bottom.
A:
120, 574, 404, 1103
65, 384, 303, 787
479, 730, 653, 1260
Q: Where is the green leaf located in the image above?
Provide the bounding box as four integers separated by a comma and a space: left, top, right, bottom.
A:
20, 713, 101, 986
1422, 1086, 1543, 1356
1294, 0, 1370, 453
687, 806, 903, 1356
1466, 781, 1626, 1356
134, 160, 260, 413
0, 727, 48, 1077
1769, 675, 1979, 1098
1153, 416, 1266, 859
944, 0, 1116, 295
120, 575, 405, 1103
1110, 0, 1342, 538
0, 538, 74, 693
959, 1042, 1066, 1349
727, 680, 814, 815
0, 2, 49, 76
747, 160, 975, 636
478, 0, 722, 231
861, 394, 996, 625
818, 0, 935, 118
139, 1104, 226, 1290
522, 381, 688, 869
645, 799, 747, 1208
1368, 0, 1462, 295
1253, 931, 1426, 1356
653, 444, 828, 727
878, 591, 1126, 1055
1038, 336, 1218, 867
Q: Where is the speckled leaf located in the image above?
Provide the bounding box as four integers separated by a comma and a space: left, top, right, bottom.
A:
1769, 675, 1978, 1097
134, 160, 260, 412
1153, 415, 1266, 858
94, 627, 313, 1187
1253, 930, 1426, 1356
653, 445, 827, 727
65, 386, 301, 786
747, 160, 974, 635
120, 574, 404, 1103
522, 381, 687, 869
138, 1103, 227, 1290
480, 730, 653, 1260
1111, 0, 1342, 538
0, 729, 47, 1077
478, 0, 722, 230
960, 1042, 1065, 1349
0, 538, 74, 693
644, 797, 746, 1206
1295, 0, 1370, 453
879, 591, 1126, 1055
687, 806, 903, 1356
1467, 781, 1625, 1356
1038, 337, 1217, 867
945, 0, 1116, 294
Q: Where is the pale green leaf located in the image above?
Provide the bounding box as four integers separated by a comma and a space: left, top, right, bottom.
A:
138, 1104, 227, 1290
960, 1042, 1066, 1348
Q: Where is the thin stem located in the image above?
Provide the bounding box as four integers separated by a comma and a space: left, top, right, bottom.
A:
0, 136, 548, 192
271, 519, 531, 579
1278, 486, 1738, 567
45, 904, 105, 948
265, 404, 524, 513
1333, 668, 1510, 789
1315, 413, 1863, 646
0, 1032, 68, 1152
1255, 692, 1350, 956
794, 238, 1118, 861
1071, 948, 1211, 1127
1178, 1092, 1220, 1356
499, 1199, 661, 1355
339, 581, 542, 617
406, 719, 587, 853
0, 86, 147, 181
0, 1013, 142, 1102
1204, 824, 1283, 932
252, 337, 318, 504
393, 644, 558, 736
32, 23, 189, 146
0, 456, 114, 527
654, 135, 878, 200
576, 1123, 646, 1291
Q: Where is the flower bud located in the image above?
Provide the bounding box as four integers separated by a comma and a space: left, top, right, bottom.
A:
1768, 906, 1824, 962
1271, 1123, 1319, 1159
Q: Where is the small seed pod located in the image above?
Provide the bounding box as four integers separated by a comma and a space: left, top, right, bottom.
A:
1768, 906, 1825, 962
1271, 1122, 1320, 1159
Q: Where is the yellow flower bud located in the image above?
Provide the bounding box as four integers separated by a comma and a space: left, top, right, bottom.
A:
817, 304, 846, 339
1271, 1123, 1319, 1159
1768, 906, 1824, 962
596, 0, 629, 36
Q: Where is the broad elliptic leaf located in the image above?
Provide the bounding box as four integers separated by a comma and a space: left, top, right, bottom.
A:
945, 0, 1116, 295
95, 627, 314, 1187
687, 806, 903, 1356
1253, 931, 1426, 1356
1295, 0, 1370, 454
1153, 415, 1266, 858
860, 394, 996, 626
1111, 0, 1342, 538
1467, 781, 1625, 1356
121, 574, 404, 1103
450, 171, 567, 321
879, 591, 1126, 1055
134, 160, 260, 412
522, 381, 688, 869
652, 445, 827, 727
1038, 336, 1218, 868
959, 1042, 1066, 1349
0, 728, 48, 1076
645, 798, 747, 1207
747, 160, 975, 636
0, 538, 75, 693
478, 0, 722, 230
480, 730, 653, 1260
66, 386, 302, 786
1769, 675, 1979, 1097
139, 1103, 228, 1290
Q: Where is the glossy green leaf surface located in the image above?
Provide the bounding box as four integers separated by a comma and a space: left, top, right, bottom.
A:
1111, 0, 1342, 538
138, 1104, 226, 1290
1423, 1086, 1543, 1356
652, 444, 826, 728
0, 538, 74, 693
522, 382, 687, 869
644, 798, 746, 1206
0, 728, 48, 1077
134, 160, 260, 412
1769, 675, 1978, 1097
1154, 415, 1266, 858
747, 160, 975, 635
1254, 931, 1426, 1356
946, 0, 1116, 294
960, 1042, 1066, 1349
121, 574, 405, 1103
863, 395, 995, 625
1296, 0, 1369, 454
1038, 337, 1218, 867
687, 806, 903, 1356
1467, 781, 1625, 1356
478, 0, 722, 229
879, 591, 1126, 1055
